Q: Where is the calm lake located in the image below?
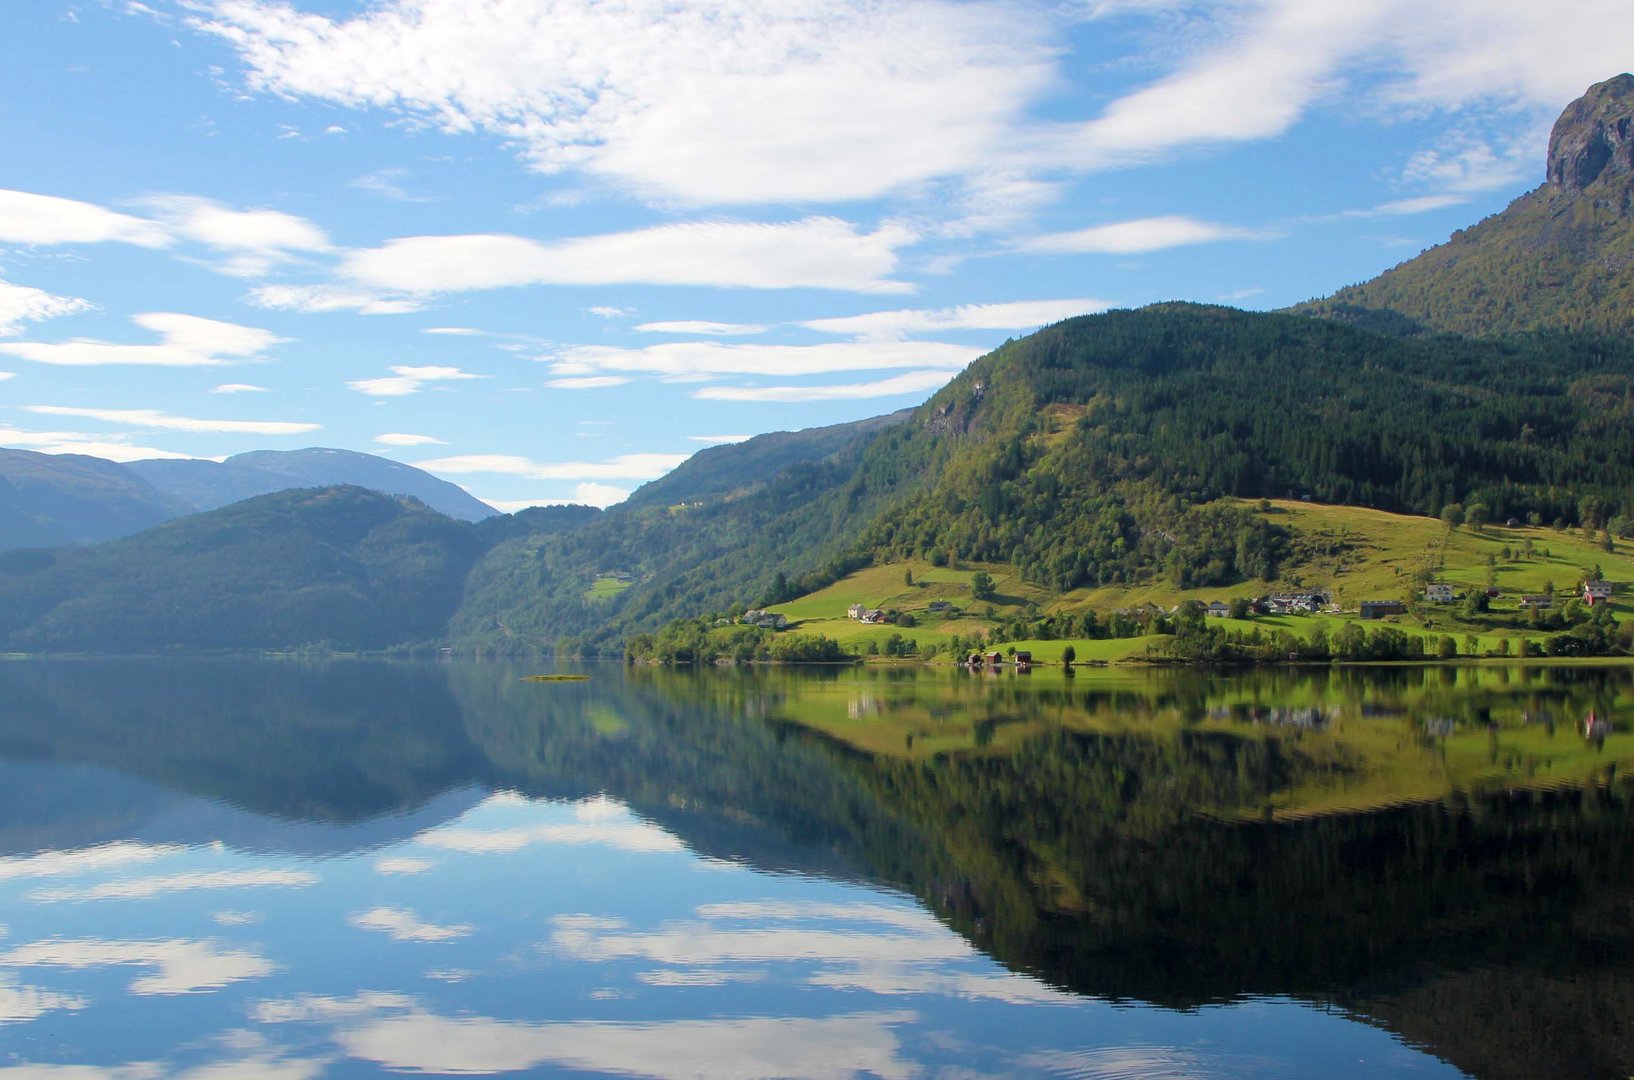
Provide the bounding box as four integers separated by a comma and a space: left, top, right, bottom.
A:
1, 659, 1632, 1079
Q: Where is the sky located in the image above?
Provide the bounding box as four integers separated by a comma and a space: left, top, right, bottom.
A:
2, 2, 1631, 511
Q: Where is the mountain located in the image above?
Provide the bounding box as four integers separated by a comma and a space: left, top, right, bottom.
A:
455, 303, 1634, 652
129, 447, 498, 522
622, 409, 913, 510
1298, 74, 1634, 336
0, 448, 191, 550
0, 444, 499, 554
0, 486, 485, 652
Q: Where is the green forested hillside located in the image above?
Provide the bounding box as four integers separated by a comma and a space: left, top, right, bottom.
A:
0, 486, 484, 652
453, 304, 1634, 652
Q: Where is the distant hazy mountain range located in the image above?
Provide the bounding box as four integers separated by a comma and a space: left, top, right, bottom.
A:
0, 446, 497, 551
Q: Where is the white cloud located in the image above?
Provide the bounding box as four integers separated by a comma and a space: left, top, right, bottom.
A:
547, 376, 630, 390
0, 312, 284, 367
634, 321, 767, 336
422, 326, 485, 336
1022, 216, 1265, 256
801, 298, 1110, 341
1369, 194, 1470, 215
0, 973, 87, 1025
24, 407, 319, 437
374, 856, 434, 874
349, 907, 472, 943
143, 195, 331, 277
191, 0, 1053, 207
347, 365, 485, 397
569, 482, 629, 508
0, 373, 13, 382
249, 283, 423, 315
0, 189, 168, 247
210, 382, 269, 394
374, 433, 446, 447
586, 306, 631, 318
556, 899, 1074, 1009
1065, 5, 1375, 168
414, 452, 687, 483
547, 340, 978, 381
417, 798, 681, 853
0, 426, 199, 462
341, 219, 916, 295
190, 0, 1626, 218
340, 1008, 915, 1079
351, 168, 434, 203
686, 434, 752, 445
26, 869, 318, 902
0, 843, 182, 882
695, 371, 950, 403
0, 280, 93, 336
1398, 123, 1541, 194
211, 911, 262, 926
0, 938, 276, 995
251, 991, 418, 1025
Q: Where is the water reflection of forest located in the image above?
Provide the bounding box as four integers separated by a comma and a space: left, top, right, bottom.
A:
3, 658, 1633, 1078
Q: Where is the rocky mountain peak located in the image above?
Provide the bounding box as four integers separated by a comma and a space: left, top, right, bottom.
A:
1547, 73, 1634, 190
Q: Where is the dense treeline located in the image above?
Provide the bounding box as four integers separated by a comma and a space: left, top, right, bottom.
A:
0, 487, 485, 652
452, 305, 1634, 651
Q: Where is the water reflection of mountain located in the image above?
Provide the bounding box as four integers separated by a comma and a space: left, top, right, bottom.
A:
3, 659, 1634, 1078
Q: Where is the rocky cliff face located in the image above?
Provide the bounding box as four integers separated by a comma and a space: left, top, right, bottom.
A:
1294, 74, 1634, 337
1548, 73, 1634, 191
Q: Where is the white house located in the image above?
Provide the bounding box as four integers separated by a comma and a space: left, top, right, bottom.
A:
1424, 583, 1456, 603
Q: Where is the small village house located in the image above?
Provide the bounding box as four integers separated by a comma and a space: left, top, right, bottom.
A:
1520, 594, 1553, 610
1584, 580, 1614, 606
1359, 600, 1408, 620
1205, 601, 1231, 618
1424, 583, 1455, 603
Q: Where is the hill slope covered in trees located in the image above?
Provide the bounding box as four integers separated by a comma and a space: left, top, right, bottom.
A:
453, 304, 1634, 652
0, 486, 485, 652
1298, 74, 1634, 337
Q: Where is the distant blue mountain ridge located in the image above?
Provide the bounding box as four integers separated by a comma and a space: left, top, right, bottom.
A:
0, 445, 497, 551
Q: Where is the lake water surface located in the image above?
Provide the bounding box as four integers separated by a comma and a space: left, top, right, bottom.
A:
2, 659, 1632, 1079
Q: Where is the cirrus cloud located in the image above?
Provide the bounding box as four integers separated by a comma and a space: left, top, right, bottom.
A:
0, 189, 168, 247
0, 279, 94, 337
694, 371, 951, 403
189, 0, 1053, 208
546, 340, 979, 381
801, 298, 1112, 341
341, 218, 916, 295
24, 406, 318, 436
0, 312, 284, 367
1021, 216, 1268, 256
413, 452, 688, 483
347, 365, 486, 397
634, 320, 767, 336
374, 432, 447, 447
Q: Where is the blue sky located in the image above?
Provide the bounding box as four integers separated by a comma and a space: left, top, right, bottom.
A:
1, 1, 1629, 510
